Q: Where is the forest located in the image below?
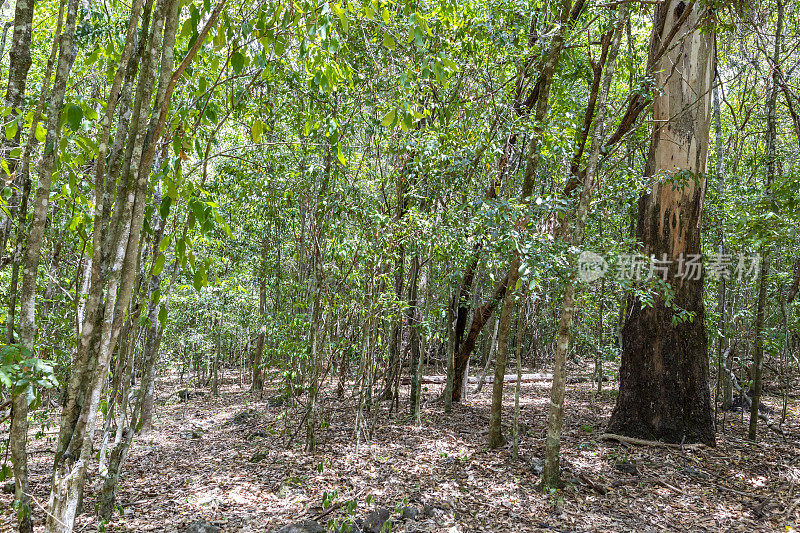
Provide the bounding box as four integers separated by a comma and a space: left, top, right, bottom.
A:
0, 0, 798, 530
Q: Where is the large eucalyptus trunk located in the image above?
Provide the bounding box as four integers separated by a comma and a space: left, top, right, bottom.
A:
608, 0, 716, 446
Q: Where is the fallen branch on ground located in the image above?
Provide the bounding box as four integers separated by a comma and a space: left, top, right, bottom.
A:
599, 433, 705, 450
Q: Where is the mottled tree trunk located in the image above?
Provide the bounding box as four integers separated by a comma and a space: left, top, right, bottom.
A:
488, 257, 519, 448
9, 0, 77, 530
541, 6, 626, 487
608, 0, 716, 446
47, 0, 193, 528
0, 0, 35, 257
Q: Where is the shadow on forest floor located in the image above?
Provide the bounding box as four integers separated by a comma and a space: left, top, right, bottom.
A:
2, 370, 798, 532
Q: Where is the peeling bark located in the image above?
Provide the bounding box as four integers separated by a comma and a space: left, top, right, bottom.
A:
608, 0, 716, 446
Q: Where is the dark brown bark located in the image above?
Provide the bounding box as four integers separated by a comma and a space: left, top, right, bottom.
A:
787, 257, 800, 303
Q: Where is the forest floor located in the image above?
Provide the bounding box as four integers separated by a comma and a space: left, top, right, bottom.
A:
2, 370, 800, 532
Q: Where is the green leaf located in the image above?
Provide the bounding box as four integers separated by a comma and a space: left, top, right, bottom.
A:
153, 254, 165, 276
83, 104, 99, 121
4, 120, 17, 140
381, 110, 396, 127
158, 305, 168, 327
159, 195, 172, 219
336, 144, 347, 166
177, 237, 187, 268
231, 51, 245, 74
35, 123, 46, 142
193, 265, 206, 291
251, 120, 263, 143
0, 367, 11, 388
382, 33, 395, 51
66, 104, 83, 132
334, 4, 349, 33
190, 199, 206, 225
159, 234, 172, 252
273, 37, 285, 55
85, 47, 101, 66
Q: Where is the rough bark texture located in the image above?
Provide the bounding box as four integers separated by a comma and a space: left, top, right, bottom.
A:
9, 0, 77, 531
608, 0, 716, 446
47, 0, 182, 528
0, 0, 35, 256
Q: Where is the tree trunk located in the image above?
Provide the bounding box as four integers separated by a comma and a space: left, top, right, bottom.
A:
407, 253, 422, 422
252, 232, 268, 391
713, 83, 731, 411
608, 0, 716, 446
541, 6, 626, 487
10, 0, 78, 530
749, 0, 782, 442
488, 258, 519, 448
47, 0, 192, 528
0, 0, 35, 257
449, 250, 479, 401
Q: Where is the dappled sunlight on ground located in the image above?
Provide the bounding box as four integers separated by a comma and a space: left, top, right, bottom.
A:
1, 369, 798, 532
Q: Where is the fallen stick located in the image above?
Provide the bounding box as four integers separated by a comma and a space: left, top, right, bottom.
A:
577, 473, 607, 495
598, 433, 705, 450
653, 478, 684, 494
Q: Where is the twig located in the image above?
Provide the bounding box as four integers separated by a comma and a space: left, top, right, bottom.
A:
652, 477, 684, 494
577, 473, 607, 495
786, 497, 800, 521
25, 491, 68, 529
597, 0, 662, 6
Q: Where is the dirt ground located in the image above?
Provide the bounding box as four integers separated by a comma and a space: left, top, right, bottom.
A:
2, 372, 799, 532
